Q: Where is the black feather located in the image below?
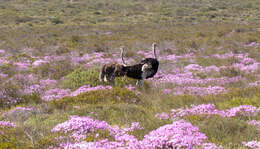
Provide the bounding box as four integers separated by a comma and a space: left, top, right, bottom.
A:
123, 58, 159, 80
140, 58, 159, 79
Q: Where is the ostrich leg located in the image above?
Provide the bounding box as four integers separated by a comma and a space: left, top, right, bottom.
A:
136, 71, 148, 86
136, 80, 143, 86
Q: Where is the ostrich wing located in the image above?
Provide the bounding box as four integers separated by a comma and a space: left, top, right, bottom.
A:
141, 63, 152, 72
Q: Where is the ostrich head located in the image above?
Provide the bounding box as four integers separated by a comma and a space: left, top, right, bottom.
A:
120, 47, 127, 66
152, 42, 158, 59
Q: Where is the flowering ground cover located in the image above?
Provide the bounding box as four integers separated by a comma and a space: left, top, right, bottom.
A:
1, 0, 260, 148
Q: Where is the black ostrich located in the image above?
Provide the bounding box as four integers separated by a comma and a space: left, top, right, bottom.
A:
122, 43, 159, 86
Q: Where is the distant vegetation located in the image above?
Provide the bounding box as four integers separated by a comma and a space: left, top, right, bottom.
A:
0, 0, 260, 148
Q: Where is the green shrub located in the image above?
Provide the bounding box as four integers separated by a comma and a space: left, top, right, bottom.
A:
34, 135, 60, 149
219, 67, 243, 77
22, 93, 42, 105
0, 63, 16, 77
217, 95, 260, 109
62, 67, 137, 90
0, 127, 31, 148
51, 87, 140, 109
0, 127, 60, 149
187, 116, 260, 146
114, 77, 138, 87
62, 67, 101, 90
196, 57, 238, 67
7, 53, 34, 63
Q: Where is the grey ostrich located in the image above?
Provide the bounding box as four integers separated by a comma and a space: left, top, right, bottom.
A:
99, 47, 127, 85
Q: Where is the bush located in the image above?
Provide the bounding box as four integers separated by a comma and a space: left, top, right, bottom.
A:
62, 67, 143, 90
187, 116, 260, 146
62, 67, 101, 90
0, 83, 42, 108
0, 63, 16, 77
114, 77, 138, 87
7, 53, 34, 62
0, 127, 31, 148
0, 126, 61, 149
22, 93, 42, 105
51, 87, 140, 109
219, 67, 242, 77
0, 84, 23, 108
217, 95, 260, 109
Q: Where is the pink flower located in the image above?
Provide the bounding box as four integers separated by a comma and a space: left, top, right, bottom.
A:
155, 112, 169, 120
0, 73, 8, 78
0, 49, 5, 54
247, 120, 260, 128
141, 120, 207, 148
0, 121, 16, 128
243, 141, 260, 149
32, 59, 48, 67
42, 88, 71, 101
52, 116, 220, 149
14, 62, 30, 70
171, 104, 260, 119
245, 42, 259, 47
202, 143, 223, 149
70, 85, 112, 97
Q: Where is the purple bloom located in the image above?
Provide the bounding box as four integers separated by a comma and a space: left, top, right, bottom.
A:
247, 120, 260, 128
184, 64, 203, 72
32, 59, 48, 67
0, 49, 5, 54
171, 104, 260, 119
155, 112, 170, 120
202, 143, 223, 149
42, 88, 71, 101
70, 85, 112, 97
163, 89, 172, 94
39, 79, 58, 88
245, 42, 259, 47
242, 141, 260, 149
14, 62, 30, 70
0, 73, 8, 79
52, 115, 110, 142
0, 121, 16, 128
212, 52, 234, 59
122, 122, 144, 132
8, 107, 34, 114
24, 84, 42, 94
141, 120, 207, 148
52, 116, 221, 149
249, 81, 260, 87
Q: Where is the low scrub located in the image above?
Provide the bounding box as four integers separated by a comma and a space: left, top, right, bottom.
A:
32, 60, 74, 80
62, 67, 101, 90
62, 67, 138, 90
51, 87, 140, 109
186, 115, 260, 147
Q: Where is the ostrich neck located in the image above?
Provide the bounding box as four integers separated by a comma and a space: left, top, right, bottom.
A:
121, 48, 127, 66
153, 45, 157, 59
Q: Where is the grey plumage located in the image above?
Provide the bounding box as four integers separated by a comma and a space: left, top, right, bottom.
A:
99, 47, 126, 84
